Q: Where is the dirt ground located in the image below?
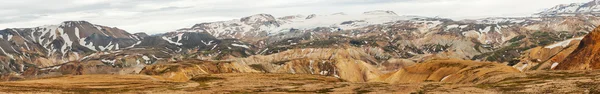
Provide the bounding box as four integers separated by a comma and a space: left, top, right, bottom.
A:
418, 70, 600, 94
0, 73, 421, 94
1, 70, 599, 94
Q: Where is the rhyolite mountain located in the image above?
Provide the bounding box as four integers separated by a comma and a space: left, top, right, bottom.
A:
555, 24, 600, 70
0, 21, 141, 75
3, 0, 600, 93
0, 13, 598, 76
2, 0, 600, 85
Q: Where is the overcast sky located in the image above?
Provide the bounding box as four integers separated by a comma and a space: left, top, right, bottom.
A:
0, 0, 591, 34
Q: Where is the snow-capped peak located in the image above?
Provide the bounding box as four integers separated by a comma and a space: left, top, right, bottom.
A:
537, 0, 600, 16
182, 10, 423, 39
363, 10, 398, 16
241, 14, 277, 24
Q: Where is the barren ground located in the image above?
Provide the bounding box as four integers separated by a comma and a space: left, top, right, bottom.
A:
1, 70, 599, 94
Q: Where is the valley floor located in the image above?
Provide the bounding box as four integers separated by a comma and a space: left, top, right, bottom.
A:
0, 74, 419, 94
1, 70, 599, 94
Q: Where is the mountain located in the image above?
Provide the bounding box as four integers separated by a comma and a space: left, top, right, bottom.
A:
134, 31, 256, 60
176, 10, 420, 41
1, 8, 599, 77
513, 37, 582, 71
4, 0, 600, 93
4, 10, 599, 78
139, 49, 519, 84
555, 25, 600, 70
537, 0, 600, 16
167, 12, 600, 64
0, 21, 142, 75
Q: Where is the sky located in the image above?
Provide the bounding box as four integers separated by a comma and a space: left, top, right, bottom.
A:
0, 0, 591, 34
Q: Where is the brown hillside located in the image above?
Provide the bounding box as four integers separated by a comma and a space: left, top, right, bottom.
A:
556, 26, 600, 70
373, 59, 520, 84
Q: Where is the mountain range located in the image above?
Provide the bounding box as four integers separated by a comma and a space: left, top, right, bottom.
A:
2, 0, 600, 93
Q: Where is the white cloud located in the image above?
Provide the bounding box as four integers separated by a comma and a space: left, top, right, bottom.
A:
0, 0, 592, 34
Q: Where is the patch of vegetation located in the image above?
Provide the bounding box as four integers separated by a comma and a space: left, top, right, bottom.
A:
530, 31, 563, 46
472, 31, 580, 63
349, 37, 380, 47
279, 77, 322, 81
575, 82, 600, 93
412, 84, 441, 94
272, 60, 291, 65
422, 44, 452, 53
265, 37, 344, 55
270, 87, 334, 93
477, 71, 597, 93
249, 64, 268, 72
315, 88, 334, 93
507, 60, 520, 66
190, 76, 225, 87
576, 82, 600, 88
529, 63, 543, 70
411, 90, 425, 94
355, 89, 372, 94
507, 35, 526, 42
438, 63, 465, 67
527, 72, 587, 80
349, 40, 365, 47
0, 82, 167, 93
156, 66, 180, 74
190, 76, 225, 82
472, 41, 536, 63
470, 38, 484, 53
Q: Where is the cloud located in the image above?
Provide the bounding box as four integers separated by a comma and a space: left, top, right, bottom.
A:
0, 0, 592, 34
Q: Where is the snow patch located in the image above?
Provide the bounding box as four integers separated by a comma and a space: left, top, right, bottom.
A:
231, 44, 250, 49
545, 37, 584, 49
441, 75, 451, 81
101, 59, 117, 65
445, 25, 459, 31
128, 41, 142, 48
74, 27, 80, 38
551, 62, 560, 69
162, 36, 183, 46
0, 46, 13, 59
142, 56, 150, 60
480, 26, 491, 34
6, 35, 12, 41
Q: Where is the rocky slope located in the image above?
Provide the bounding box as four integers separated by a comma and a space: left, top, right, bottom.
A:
0, 21, 141, 75
556, 25, 600, 70
0, 23, 259, 78
513, 37, 583, 71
